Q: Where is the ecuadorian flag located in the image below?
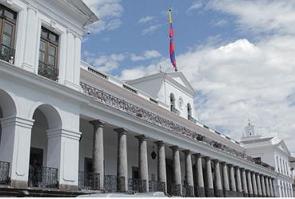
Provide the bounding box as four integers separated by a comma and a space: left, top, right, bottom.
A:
168, 9, 177, 72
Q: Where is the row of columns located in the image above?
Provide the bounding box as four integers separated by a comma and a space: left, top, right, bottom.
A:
90, 120, 276, 196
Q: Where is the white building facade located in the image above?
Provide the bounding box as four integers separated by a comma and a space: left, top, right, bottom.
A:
0, 0, 289, 197
241, 122, 294, 197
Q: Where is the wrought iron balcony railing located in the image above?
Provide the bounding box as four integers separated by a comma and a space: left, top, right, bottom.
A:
78, 171, 100, 190
0, 44, 15, 64
38, 62, 58, 81
0, 161, 10, 185
104, 175, 117, 192
28, 166, 58, 188
149, 180, 166, 193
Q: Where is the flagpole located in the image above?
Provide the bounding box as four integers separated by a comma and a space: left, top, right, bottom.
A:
168, 8, 178, 72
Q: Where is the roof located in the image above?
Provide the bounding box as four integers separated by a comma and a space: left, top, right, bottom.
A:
126, 72, 195, 96
241, 136, 291, 155
64, 0, 98, 25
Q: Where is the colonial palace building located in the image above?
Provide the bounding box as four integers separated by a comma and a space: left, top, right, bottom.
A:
0, 0, 293, 197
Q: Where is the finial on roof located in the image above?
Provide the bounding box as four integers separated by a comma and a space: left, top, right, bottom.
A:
244, 119, 255, 137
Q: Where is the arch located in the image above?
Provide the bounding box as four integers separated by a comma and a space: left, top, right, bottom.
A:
0, 89, 16, 118
31, 104, 62, 129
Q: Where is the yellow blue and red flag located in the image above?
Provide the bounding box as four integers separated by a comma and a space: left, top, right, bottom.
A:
168, 9, 177, 72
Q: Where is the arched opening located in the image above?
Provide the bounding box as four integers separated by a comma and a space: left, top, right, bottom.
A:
170, 93, 175, 112
0, 89, 16, 184
29, 104, 61, 188
187, 103, 192, 120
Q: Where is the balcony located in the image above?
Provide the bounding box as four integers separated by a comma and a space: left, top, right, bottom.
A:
0, 161, 10, 185
78, 172, 100, 190
28, 166, 58, 188
38, 62, 58, 81
0, 44, 15, 64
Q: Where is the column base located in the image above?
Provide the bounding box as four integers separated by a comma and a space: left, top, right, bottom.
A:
59, 184, 78, 191
195, 187, 205, 197
236, 192, 244, 197
139, 180, 148, 193
117, 176, 127, 192
206, 188, 214, 197
215, 189, 223, 197
11, 180, 28, 189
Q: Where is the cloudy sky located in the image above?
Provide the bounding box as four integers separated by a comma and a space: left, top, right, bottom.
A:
82, 0, 295, 155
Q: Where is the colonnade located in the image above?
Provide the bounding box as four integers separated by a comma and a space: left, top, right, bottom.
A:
90, 120, 276, 197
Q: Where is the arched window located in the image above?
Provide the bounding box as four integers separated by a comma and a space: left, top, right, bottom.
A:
187, 103, 192, 119
170, 93, 175, 111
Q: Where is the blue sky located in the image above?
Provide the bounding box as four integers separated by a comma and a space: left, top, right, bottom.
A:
82, 0, 246, 76
82, 0, 295, 154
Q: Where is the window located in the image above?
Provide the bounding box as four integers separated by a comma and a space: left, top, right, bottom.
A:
178, 97, 183, 110
187, 103, 192, 119
38, 27, 59, 81
0, 5, 16, 63
170, 93, 175, 111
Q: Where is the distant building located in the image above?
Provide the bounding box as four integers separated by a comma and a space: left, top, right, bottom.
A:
240, 122, 294, 197
0, 0, 287, 197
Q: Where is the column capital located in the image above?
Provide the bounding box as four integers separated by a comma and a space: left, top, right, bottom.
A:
114, 128, 127, 134
169, 145, 179, 151
135, 134, 147, 141
90, 120, 104, 128
155, 140, 164, 146
183, 149, 191, 155
193, 153, 202, 158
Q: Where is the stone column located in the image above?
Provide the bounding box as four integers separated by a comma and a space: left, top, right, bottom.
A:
229, 165, 237, 196
90, 120, 104, 190
195, 154, 205, 197
184, 150, 194, 197
213, 160, 223, 197
265, 176, 270, 197
241, 169, 248, 197
136, 135, 149, 192
0, 117, 34, 188
256, 173, 262, 196
268, 178, 274, 197
115, 128, 128, 192
251, 172, 258, 196
261, 175, 266, 196
170, 146, 182, 196
271, 178, 276, 197
235, 167, 243, 197
222, 162, 230, 197
156, 141, 167, 193
205, 157, 214, 197
247, 170, 253, 197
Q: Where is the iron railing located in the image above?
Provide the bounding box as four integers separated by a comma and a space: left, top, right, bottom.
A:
38, 62, 58, 81
104, 175, 117, 192
0, 44, 14, 64
149, 180, 166, 192
28, 166, 58, 188
171, 183, 182, 196
0, 161, 10, 185
78, 172, 100, 190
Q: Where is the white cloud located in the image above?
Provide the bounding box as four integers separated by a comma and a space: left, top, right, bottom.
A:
138, 16, 155, 24
130, 50, 161, 61
187, 1, 205, 13
118, 36, 295, 153
83, 52, 126, 73
82, 0, 123, 33
142, 24, 162, 35
208, 0, 295, 35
